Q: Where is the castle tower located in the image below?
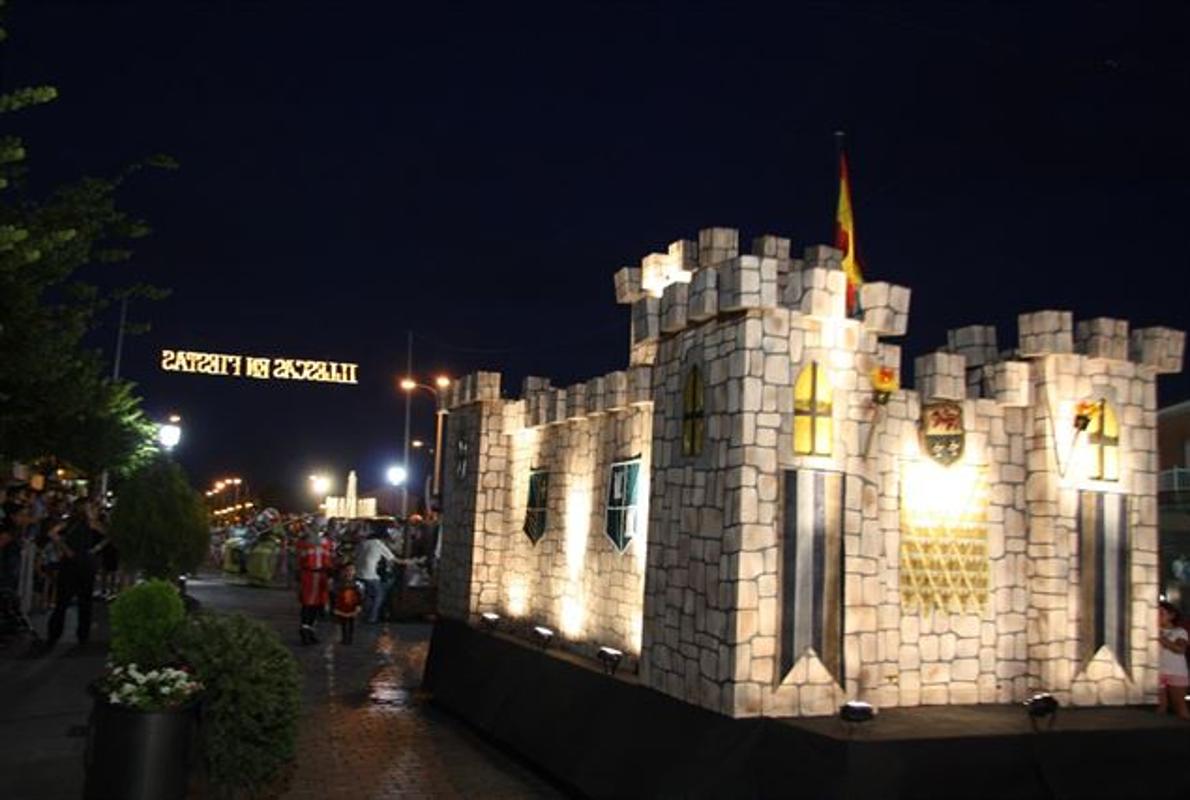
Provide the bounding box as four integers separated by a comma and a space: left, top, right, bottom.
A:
436, 225, 1184, 718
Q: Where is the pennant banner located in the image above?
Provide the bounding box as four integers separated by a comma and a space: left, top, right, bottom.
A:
1078, 491, 1130, 671
780, 470, 845, 684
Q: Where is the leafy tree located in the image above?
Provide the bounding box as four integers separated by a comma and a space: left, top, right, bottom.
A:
109, 456, 210, 579
0, 3, 174, 476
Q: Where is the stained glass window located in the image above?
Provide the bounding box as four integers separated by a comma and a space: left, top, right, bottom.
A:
793, 361, 832, 456
523, 469, 549, 544
681, 365, 705, 457
605, 459, 641, 552
1088, 399, 1119, 481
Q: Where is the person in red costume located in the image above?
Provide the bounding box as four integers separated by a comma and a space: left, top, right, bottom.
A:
295, 526, 334, 644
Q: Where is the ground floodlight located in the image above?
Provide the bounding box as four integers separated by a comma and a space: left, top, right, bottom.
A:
480, 611, 500, 630
597, 646, 624, 675
1025, 693, 1059, 732
532, 625, 555, 649
839, 700, 876, 724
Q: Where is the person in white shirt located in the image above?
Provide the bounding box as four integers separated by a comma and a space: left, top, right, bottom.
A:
1157, 600, 1189, 720
355, 531, 398, 623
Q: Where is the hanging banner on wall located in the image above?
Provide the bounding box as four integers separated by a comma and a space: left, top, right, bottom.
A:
899, 462, 989, 613
160, 349, 359, 385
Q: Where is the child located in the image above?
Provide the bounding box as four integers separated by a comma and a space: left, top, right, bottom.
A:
1157, 600, 1189, 720
332, 563, 364, 645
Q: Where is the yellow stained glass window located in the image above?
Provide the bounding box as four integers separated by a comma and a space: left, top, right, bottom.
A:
1088, 398, 1119, 481
682, 365, 705, 457
793, 361, 832, 456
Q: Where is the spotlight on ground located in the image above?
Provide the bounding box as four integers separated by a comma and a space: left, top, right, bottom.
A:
839, 700, 876, 724
597, 646, 624, 675
532, 626, 555, 649
480, 611, 500, 630
1025, 693, 1059, 732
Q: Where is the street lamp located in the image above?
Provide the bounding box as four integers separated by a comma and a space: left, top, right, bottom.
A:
309, 474, 331, 495
158, 414, 182, 451
398, 374, 451, 514
386, 465, 407, 486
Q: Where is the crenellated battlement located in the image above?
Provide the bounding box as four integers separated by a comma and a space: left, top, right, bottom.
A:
438, 220, 1186, 723
615, 228, 912, 370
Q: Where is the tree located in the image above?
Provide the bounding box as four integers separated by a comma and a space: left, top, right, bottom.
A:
109, 456, 210, 579
0, 3, 174, 476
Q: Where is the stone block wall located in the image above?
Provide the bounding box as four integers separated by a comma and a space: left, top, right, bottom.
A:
439, 369, 653, 662
438, 223, 1182, 720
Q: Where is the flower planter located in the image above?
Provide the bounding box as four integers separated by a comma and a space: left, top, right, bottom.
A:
83, 686, 198, 800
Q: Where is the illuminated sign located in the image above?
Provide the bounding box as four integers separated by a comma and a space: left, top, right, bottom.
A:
160, 350, 359, 385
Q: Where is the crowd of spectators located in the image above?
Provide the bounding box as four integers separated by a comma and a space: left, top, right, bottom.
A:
0, 480, 123, 649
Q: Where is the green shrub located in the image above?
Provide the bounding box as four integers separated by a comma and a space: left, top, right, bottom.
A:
175, 612, 301, 796
110, 455, 210, 579
109, 579, 186, 668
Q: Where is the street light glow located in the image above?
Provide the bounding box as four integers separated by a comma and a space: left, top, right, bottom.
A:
386, 465, 407, 486
309, 474, 331, 495
158, 422, 182, 450
435, 375, 451, 389
412, 439, 425, 448
399, 377, 416, 391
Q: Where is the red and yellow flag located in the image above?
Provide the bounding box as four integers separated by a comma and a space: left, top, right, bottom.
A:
834, 151, 863, 317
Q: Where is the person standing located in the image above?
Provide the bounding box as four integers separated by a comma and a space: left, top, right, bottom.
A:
355, 527, 400, 624
43, 499, 106, 651
295, 527, 333, 644
331, 563, 364, 644
1157, 600, 1189, 720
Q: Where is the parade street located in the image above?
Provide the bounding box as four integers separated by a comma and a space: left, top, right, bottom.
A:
0, 575, 565, 800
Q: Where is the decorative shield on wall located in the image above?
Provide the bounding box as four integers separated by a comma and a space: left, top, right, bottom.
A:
455, 439, 470, 480
920, 401, 964, 466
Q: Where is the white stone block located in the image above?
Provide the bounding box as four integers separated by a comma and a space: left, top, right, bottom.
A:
631, 297, 660, 346
1018, 310, 1074, 355
751, 235, 791, 260
605, 370, 628, 409
987, 360, 1030, 407
628, 366, 653, 405
566, 383, 588, 419
1130, 326, 1185, 374
915, 351, 967, 401
661, 282, 690, 334
614, 266, 644, 304
689, 267, 719, 321
698, 227, 739, 268
718, 256, 777, 312
1076, 317, 1130, 361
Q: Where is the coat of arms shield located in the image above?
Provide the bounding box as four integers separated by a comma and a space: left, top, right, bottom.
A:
921, 401, 965, 466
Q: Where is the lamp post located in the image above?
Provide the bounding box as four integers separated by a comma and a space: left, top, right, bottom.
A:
308, 474, 331, 514
158, 414, 182, 453
398, 374, 451, 515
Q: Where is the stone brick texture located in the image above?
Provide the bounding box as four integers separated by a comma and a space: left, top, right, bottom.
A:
438, 225, 1183, 719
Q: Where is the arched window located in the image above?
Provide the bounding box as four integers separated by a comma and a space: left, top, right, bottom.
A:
1088, 398, 1119, 481
794, 361, 832, 456
682, 365, 705, 457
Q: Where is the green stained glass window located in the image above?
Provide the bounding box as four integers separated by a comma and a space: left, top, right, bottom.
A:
605, 458, 641, 552
523, 469, 549, 544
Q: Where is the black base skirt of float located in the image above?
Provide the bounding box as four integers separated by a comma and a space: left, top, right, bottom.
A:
423, 618, 1190, 800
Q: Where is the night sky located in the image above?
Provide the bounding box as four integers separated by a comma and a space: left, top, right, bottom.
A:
6, 1, 1189, 507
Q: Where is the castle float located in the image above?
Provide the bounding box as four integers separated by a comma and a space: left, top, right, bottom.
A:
436, 226, 1184, 718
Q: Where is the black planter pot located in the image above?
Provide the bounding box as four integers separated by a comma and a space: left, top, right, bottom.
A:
83, 686, 198, 800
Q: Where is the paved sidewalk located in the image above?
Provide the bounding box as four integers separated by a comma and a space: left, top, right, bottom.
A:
0, 605, 106, 799
191, 574, 565, 799
0, 575, 566, 799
